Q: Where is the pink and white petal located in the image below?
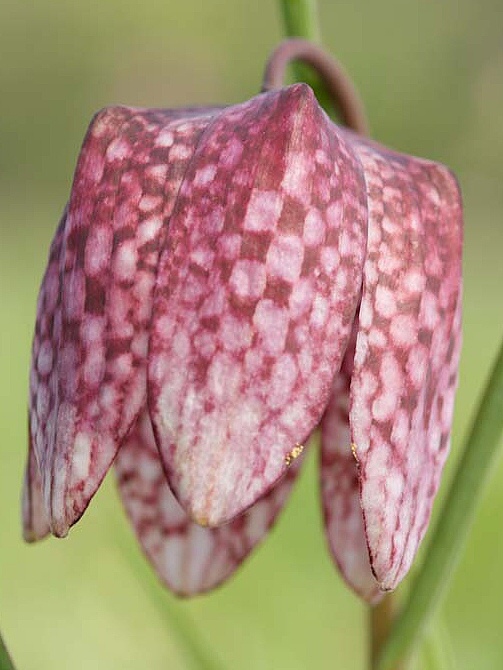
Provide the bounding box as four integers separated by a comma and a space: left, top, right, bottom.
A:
22, 432, 50, 542
347, 136, 463, 591
148, 84, 368, 526
33, 106, 219, 537
115, 409, 300, 596
28, 208, 66, 533
320, 326, 382, 604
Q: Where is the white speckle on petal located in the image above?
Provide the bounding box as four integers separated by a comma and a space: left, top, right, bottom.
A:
375, 285, 396, 318
229, 260, 267, 301
303, 209, 326, 245
72, 432, 92, 481
114, 241, 137, 281
253, 300, 289, 356
244, 189, 283, 232
194, 164, 217, 187
266, 235, 304, 283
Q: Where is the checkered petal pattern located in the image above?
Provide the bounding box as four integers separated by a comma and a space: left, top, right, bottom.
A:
24, 83, 463, 602
349, 137, 462, 591
148, 84, 367, 525
116, 407, 301, 596
25, 209, 66, 540
320, 323, 383, 604
27, 105, 219, 537
320, 133, 463, 596
22, 431, 50, 542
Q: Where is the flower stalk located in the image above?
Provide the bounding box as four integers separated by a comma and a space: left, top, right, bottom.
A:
279, 0, 321, 42
262, 39, 369, 135
278, 0, 337, 117
377, 337, 503, 669
370, 595, 404, 670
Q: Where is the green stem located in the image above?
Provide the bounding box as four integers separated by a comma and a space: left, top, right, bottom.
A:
115, 527, 223, 670
0, 633, 16, 670
279, 0, 321, 41
370, 594, 406, 670
278, 0, 335, 115
377, 339, 503, 669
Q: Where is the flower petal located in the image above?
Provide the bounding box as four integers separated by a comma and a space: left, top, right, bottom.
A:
28, 208, 66, 536
22, 430, 50, 542
31, 106, 218, 536
347, 135, 463, 590
115, 408, 300, 596
320, 324, 383, 604
148, 84, 368, 525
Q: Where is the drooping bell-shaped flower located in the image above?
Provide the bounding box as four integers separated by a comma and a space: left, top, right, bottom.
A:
23, 40, 462, 602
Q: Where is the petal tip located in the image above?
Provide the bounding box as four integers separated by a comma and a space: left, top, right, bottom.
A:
22, 527, 48, 544
48, 516, 70, 539
182, 498, 229, 529
192, 514, 210, 528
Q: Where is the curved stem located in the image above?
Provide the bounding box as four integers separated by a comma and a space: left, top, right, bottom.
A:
377, 338, 503, 669
263, 39, 369, 135
277, 1, 368, 131
278, 0, 322, 103
0, 633, 16, 670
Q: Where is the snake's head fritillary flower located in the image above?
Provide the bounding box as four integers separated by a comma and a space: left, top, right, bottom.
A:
23, 41, 462, 602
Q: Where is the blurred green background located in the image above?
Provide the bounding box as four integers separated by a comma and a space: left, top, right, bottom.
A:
1, 1, 502, 668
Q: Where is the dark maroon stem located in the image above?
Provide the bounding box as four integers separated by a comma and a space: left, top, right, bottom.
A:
262, 38, 369, 136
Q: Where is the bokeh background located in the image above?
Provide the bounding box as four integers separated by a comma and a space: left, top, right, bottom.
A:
1, 1, 503, 668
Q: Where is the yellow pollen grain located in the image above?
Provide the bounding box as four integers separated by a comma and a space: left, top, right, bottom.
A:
350, 443, 359, 463
194, 514, 209, 527
285, 443, 304, 466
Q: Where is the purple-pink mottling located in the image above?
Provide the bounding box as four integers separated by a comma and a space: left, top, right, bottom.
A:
23, 83, 462, 602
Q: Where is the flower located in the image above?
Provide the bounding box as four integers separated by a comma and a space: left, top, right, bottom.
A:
22, 75, 462, 603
